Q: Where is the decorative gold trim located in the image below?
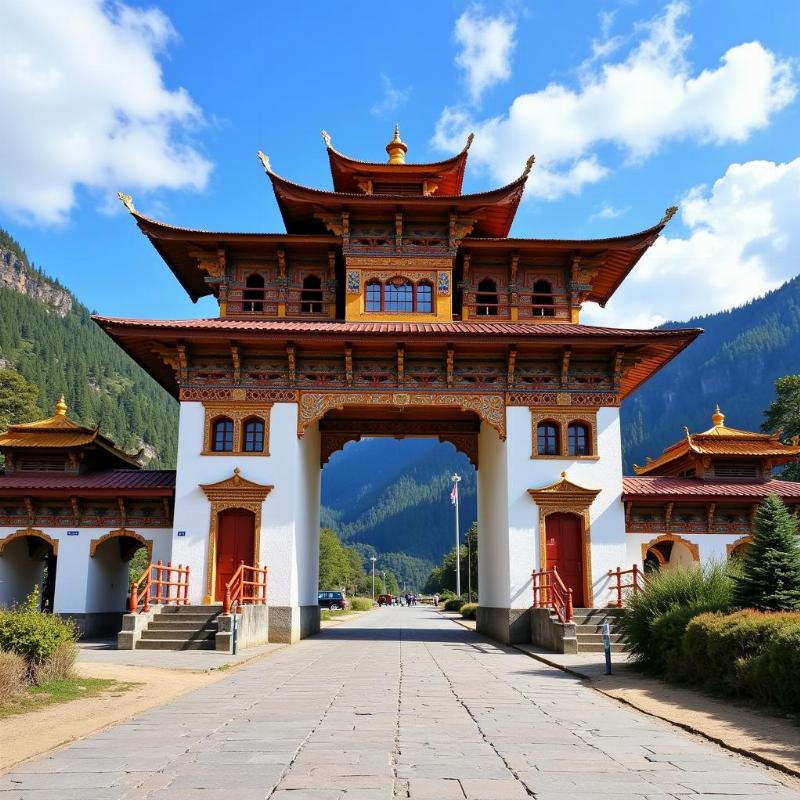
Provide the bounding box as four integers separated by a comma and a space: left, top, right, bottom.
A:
89, 529, 153, 561
528, 474, 600, 605
641, 533, 700, 564
726, 534, 753, 558
0, 528, 58, 556
297, 391, 506, 440
202, 401, 271, 456
530, 408, 598, 459
200, 469, 273, 603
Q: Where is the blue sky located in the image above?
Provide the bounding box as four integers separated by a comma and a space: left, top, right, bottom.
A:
2, 1, 800, 327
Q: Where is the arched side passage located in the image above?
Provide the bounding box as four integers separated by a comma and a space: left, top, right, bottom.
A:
89, 529, 153, 562
0, 528, 59, 556
641, 533, 700, 566
726, 534, 753, 558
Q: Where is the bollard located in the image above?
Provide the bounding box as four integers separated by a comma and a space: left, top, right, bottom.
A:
603, 621, 612, 675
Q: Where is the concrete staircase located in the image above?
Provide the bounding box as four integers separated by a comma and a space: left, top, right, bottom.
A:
135, 605, 222, 650
572, 607, 625, 653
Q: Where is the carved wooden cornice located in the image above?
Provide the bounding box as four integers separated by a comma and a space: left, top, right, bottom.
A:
200, 468, 273, 504
528, 473, 601, 508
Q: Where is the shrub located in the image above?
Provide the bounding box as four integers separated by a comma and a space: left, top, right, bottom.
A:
349, 597, 374, 612
0, 650, 27, 705
0, 588, 77, 672
32, 640, 77, 684
617, 561, 735, 672
443, 598, 464, 612
460, 602, 477, 620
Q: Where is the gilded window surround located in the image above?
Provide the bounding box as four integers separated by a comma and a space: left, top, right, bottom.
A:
529, 408, 599, 459
202, 401, 271, 456
199, 468, 273, 604
726, 534, 753, 558
0, 528, 59, 556
89, 528, 153, 561
641, 533, 701, 564
528, 473, 601, 606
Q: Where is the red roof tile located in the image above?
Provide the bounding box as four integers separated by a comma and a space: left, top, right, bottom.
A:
622, 476, 800, 500
0, 470, 175, 494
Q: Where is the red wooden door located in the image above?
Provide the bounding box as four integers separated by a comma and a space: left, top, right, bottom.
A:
216, 509, 255, 601
545, 513, 585, 607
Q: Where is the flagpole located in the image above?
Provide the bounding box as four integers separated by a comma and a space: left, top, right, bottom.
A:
451, 473, 461, 597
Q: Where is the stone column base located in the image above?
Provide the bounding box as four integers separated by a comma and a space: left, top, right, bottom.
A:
268, 604, 320, 644
476, 607, 531, 644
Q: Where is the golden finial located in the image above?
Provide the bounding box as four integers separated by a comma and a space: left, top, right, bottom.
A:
55, 395, 67, 417
560, 471, 567, 478
256, 151, 272, 173
117, 192, 135, 213
660, 206, 679, 225
523, 155, 536, 178
385, 124, 408, 164
464, 132, 475, 151
712, 404, 725, 427
321, 130, 332, 147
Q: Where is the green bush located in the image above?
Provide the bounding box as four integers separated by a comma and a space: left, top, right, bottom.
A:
460, 603, 477, 620
443, 598, 464, 612
349, 597, 374, 612
617, 561, 735, 672
0, 650, 27, 705
0, 588, 77, 671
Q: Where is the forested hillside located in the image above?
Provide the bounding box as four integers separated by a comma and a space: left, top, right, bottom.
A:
0, 229, 178, 467
623, 276, 800, 471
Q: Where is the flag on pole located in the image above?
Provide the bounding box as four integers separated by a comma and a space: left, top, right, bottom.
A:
450, 482, 458, 505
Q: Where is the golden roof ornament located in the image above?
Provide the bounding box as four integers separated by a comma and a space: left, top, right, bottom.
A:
117, 192, 135, 213
712, 404, 725, 428
385, 124, 408, 164
256, 151, 272, 174
523, 155, 536, 178
55, 395, 68, 417
660, 206, 679, 225
321, 130, 332, 147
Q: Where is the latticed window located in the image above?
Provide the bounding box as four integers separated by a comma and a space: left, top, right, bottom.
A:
300, 275, 323, 313
384, 279, 413, 312
212, 418, 234, 452
476, 278, 498, 316
365, 281, 382, 312
243, 274, 265, 313
416, 281, 433, 313
532, 279, 555, 317
243, 419, 265, 452
568, 422, 590, 456
537, 422, 559, 455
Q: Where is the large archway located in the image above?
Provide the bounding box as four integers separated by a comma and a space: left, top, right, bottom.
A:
0, 529, 58, 610
642, 533, 700, 573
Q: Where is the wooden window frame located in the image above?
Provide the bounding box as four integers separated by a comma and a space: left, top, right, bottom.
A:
242, 417, 266, 453
202, 403, 272, 456
211, 417, 234, 452
530, 409, 599, 460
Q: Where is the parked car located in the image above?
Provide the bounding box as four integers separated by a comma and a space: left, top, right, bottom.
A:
318, 590, 347, 610
377, 594, 393, 606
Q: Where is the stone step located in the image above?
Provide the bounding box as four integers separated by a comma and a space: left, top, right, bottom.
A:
575, 633, 623, 644
576, 623, 624, 634
158, 605, 222, 614
576, 642, 626, 654
140, 628, 217, 641
135, 638, 216, 651
149, 614, 220, 625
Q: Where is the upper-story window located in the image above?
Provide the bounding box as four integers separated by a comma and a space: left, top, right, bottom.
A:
568, 422, 590, 456
365, 280, 382, 312
243, 418, 265, 453
476, 278, 498, 316
301, 275, 323, 313
416, 281, 433, 313
384, 279, 414, 312
243, 274, 265, 313
212, 418, 234, 452
537, 422, 559, 456
532, 279, 555, 317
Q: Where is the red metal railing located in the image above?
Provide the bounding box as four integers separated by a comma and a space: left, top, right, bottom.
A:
608, 564, 648, 608
223, 562, 268, 614
128, 560, 190, 613
531, 567, 574, 623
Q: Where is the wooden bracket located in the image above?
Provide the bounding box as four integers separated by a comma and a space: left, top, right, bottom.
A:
345, 346, 353, 387
446, 347, 455, 388
287, 344, 296, 385
665, 502, 674, 528
70, 497, 80, 526
230, 345, 241, 384
561, 347, 572, 388
397, 345, 405, 387
507, 347, 517, 389
117, 498, 127, 528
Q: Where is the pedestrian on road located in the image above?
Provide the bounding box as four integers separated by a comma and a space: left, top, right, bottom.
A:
433, 593, 440, 607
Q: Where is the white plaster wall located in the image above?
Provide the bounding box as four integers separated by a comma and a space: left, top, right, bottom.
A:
171, 401, 315, 607
0, 537, 44, 607
0, 527, 171, 613
294, 422, 321, 607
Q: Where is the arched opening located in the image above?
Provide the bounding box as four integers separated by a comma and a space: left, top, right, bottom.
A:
215, 508, 256, 601
300, 274, 323, 314
0, 530, 58, 611
243, 273, 265, 313
476, 278, 498, 316
384, 278, 413, 313
568, 421, 590, 456
242, 417, 265, 453
642, 534, 700, 573
416, 281, 433, 313
212, 417, 234, 452
537, 421, 560, 456
727, 534, 752, 560
544, 512, 585, 607
365, 280, 382, 312
532, 279, 555, 317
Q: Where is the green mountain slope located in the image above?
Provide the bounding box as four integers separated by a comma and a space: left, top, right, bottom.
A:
622, 276, 800, 471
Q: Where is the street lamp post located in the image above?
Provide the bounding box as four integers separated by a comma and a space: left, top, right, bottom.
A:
451, 474, 461, 598
370, 556, 377, 601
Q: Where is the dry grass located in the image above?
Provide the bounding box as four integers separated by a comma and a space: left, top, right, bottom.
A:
0, 651, 27, 706
31, 641, 77, 684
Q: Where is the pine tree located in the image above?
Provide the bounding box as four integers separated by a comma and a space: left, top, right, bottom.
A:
733, 494, 800, 610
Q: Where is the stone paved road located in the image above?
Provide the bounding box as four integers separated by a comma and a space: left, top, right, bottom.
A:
2, 606, 798, 800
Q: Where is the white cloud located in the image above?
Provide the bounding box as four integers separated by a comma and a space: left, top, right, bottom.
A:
0, 0, 211, 224
454, 6, 516, 103
584, 157, 800, 327
591, 204, 630, 220
435, 2, 795, 198
370, 74, 411, 117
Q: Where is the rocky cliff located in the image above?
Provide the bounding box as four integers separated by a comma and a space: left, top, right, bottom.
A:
0, 246, 72, 317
